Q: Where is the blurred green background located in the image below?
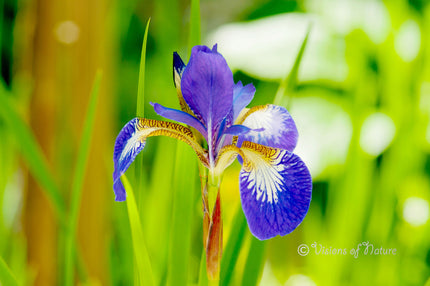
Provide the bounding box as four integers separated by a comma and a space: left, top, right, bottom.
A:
0, 0, 430, 285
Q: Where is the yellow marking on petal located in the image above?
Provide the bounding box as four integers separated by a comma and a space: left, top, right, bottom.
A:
240, 141, 285, 204
235, 105, 268, 125
241, 141, 278, 158
213, 144, 244, 175
137, 118, 209, 167
174, 72, 190, 113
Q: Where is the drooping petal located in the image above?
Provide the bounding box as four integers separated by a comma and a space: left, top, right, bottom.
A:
238, 141, 312, 240
173, 52, 190, 113
113, 118, 208, 201
181, 45, 234, 141
232, 81, 255, 121
236, 104, 298, 152
151, 102, 207, 138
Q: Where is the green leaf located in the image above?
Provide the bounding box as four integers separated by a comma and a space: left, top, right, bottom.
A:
273, 25, 311, 106
0, 256, 18, 286
64, 70, 102, 286
220, 208, 247, 286
122, 175, 155, 286
240, 236, 266, 286
134, 18, 151, 213
198, 250, 208, 286
136, 18, 151, 118
0, 83, 66, 225
166, 142, 198, 285
189, 0, 201, 49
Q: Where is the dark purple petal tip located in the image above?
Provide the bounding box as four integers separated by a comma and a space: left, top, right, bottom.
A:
173, 52, 186, 87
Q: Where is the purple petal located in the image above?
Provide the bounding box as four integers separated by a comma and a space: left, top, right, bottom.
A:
238, 104, 298, 152
232, 81, 255, 121
223, 124, 251, 136
151, 102, 207, 138
113, 118, 146, 201
239, 142, 312, 240
181, 45, 234, 144
113, 118, 209, 201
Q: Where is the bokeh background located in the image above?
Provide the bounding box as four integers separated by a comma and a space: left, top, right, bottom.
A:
1, 0, 430, 285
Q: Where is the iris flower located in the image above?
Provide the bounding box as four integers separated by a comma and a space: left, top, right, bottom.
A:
113, 44, 312, 276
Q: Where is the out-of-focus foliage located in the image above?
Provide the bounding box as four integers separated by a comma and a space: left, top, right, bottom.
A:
0, 0, 429, 285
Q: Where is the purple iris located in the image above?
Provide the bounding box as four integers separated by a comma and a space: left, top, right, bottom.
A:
113, 44, 312, 240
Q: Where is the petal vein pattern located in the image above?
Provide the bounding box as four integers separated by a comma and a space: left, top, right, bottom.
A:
239, 141, 312, 240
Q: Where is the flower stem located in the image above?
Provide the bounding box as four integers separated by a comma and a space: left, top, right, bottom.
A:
201, 169, 223, 282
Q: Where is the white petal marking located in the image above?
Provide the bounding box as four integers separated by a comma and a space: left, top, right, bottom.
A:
242, 148, 286, 204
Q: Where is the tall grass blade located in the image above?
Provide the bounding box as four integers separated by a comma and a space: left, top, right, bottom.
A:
0, 256, 18, 286
136, 18, 151, 117
0, 83, 66, 225
122, 175, 155, 286
220, 208, 247, 286
240, 236, 266, 286
134, 18, 150, 211
198, 250, 208, 286
273, 25, 311, 106
64, 70, 102, 286
166, 143, 198, 285
189, 0, 201, 50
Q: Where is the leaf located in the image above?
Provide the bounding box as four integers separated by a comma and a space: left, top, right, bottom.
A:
220, 207, 247, 286
166, 142, 198, 285
240, 235, 266, 286
136, 18, 151, 117
134, 18, 151, 212
122, 175, 155, 286
0, 256, 18, 286
273, 25, 311, 106
189, 0, 201, 49
0, 83, 66, 225
198, 249, 208, 286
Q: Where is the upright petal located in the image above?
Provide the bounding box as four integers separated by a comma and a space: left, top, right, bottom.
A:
239, 141, 312, 240
236, 104, 298, 152
232, 81, 255, 121
181, 45, 234, 137
113, 118, 208, 201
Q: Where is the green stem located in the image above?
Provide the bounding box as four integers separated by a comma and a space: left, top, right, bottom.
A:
204, 170, 223, 282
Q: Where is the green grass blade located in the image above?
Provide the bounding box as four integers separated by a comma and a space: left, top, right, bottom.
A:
0, 256, 18, 286
198, 249, 208, 286
273, 25, 311, 106
64, 70, 102, 286
189, 0, 201, 49
220, 208, 247, 286
136, 18, 150, 117
166, 143, 198, 285
122, 175, 155, 286
240, 236, 266, 286
0, 83, 66, 225
134, 18, 150, 210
